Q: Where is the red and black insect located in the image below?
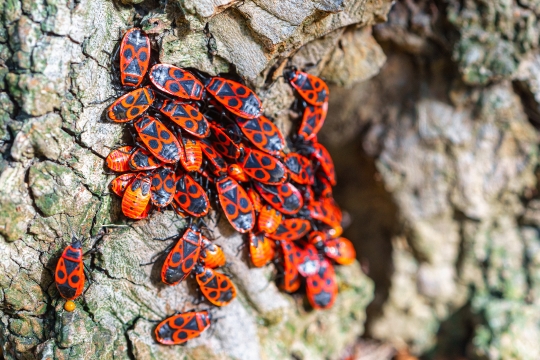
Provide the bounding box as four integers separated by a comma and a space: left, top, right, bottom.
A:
235, 115, 285, 155
238, 147, 287, 185
128, 147, 163, 171
296, 243, 320, 277
277, 240, 301, 293
300, 184, 315, 206
209, 122, 241, 159
55, 237, 85, 300
310, 142, 336, 186
150, 167, 176, 207
254, 182, 304, 215
198, 138, 228, 175
158, 100, 210, 138
206, 77, 262, 119
298, 103, 327, 141
119, 28, 151, 87
161, 226, 202, 285
107, 87, 155, 123
106, 146, 134, 172
200, 238, 226, 269
110, 173, 136, 196
313, 173, 333, 199
179, 135, 203, 172
257, 205, 282, 234
267, 218, 311, 241
326, 198, 343, 224
134, 115, 181, 164
132, 201, 152, 220
149, 64, 204, 100
248, 232, 275, 268
324, 237, 356, 266
155, 310, 211, 345
174, 172, 209, 217
194, 264, 237, 306
216, 176, 255, 233
309, 198, 341, 229
308, 231, 326, 246
306, 258, 337, 309
284, 153, 313, 185
122, 173, 152, 219
247, 187, 262, 213
227, 164, 249, 182
284, 69, 329, 106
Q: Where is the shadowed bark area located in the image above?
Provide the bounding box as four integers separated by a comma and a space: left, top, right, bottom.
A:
323, 0, 540, 358
0, 0, 388, 359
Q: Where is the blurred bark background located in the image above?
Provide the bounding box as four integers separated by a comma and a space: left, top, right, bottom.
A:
2, 0, 540, 359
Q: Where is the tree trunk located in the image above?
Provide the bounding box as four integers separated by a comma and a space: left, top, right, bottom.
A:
5, 0, 539, 359
0, 0, 388, 359
325, 0, 540, 359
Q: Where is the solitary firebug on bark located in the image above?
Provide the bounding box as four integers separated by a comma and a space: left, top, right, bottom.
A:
155, 310, 211, 345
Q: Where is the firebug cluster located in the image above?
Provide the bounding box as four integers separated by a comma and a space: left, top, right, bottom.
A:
54, 27, 357, 345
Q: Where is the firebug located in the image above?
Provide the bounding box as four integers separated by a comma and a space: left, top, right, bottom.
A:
267, 218, 311, 241
161, 225, 202, 285
134, 115, 181, 164
155, 310, 211, 345
174, 172, 210, 217
284, 69, 329, 106
194, 264, 237, 306
119, 28, 151, 87
254, 182, 304, 215
149, 64, 204, 100
107, 86, 154, 123
122, 173, 152, 219
206, 77, 262, 119
106, 146, 134, 172
158, 99, 210, 138
306, 258, 337, 309
216, 176, 255, 233
235, 115, 285, 155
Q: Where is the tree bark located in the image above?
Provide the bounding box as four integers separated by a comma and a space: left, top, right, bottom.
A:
0, 0, 388, 359
324, 0, 540, 359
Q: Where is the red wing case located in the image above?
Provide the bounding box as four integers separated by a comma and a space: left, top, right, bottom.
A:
206, 77, 262, 119
155, 311, 211, 345
120, 28, 150, 87
235, 116, 285, 155
161, 227, 202, 285
159, 100, 210, 138
286, 70, 329, 106
134, 116, 181, 163
254, 182, 303, 215
55, 240, 84, 300
149, 64, 203, 100
107, 87, 154, 123
306, 258, 337, 309
216, 176, 255, 233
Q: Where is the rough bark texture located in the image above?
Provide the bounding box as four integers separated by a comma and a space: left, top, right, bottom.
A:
324, 0, 540, 359
4, 0, 540, 359
0, 0, 388, 359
